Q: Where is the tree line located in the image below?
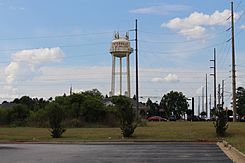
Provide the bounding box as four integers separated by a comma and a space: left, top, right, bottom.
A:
0, 88, 244, 138
0, 89, 138, 137
0, 89, 118, 128
0, 89, 190, 128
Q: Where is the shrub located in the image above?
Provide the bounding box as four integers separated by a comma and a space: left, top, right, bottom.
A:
0, 109, 8, 125
112, 96, 137, 137
81, 97, 106, 122
47, 102, 66, 138
7, 104, 30, 126
50, 127, 66, 138
27, 109, 49, 127
214, 106, 228, 137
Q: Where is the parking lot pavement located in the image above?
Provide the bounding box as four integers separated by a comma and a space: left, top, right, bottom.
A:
0, 143, 232, 163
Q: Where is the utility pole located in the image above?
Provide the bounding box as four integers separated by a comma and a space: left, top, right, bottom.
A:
209, 94, 212, 118
222, 80, 224, 109
231, 2, 237, 122
202, 86, 204, 113
129, 19, 139, 116
198, 96, 200, 116
210, 48, 217, 111
218, 84, 221, 107
206, 74, 208, 114
192, 97, 194, 118
135, 19, 139, 116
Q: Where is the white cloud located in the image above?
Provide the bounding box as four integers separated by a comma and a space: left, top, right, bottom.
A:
130, 4, 190, 15
151, 73, 179, 83
241, 25, 245, 30
178, 26, 206, 39
11, 47, 63, 65
161, 9, 241, 38
164, 73, 179, 82
162, 10, 231, 29
151, 77, 164, 82
5, 62, 19, 85
4, 47, 64, 93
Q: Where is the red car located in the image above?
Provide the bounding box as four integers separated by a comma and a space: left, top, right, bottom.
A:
147, 116, 167, 122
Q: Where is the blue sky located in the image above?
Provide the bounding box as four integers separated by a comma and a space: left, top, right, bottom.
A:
0, 0, 244, 114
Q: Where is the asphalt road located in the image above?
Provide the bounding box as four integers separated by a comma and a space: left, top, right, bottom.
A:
0, 143, 232, 163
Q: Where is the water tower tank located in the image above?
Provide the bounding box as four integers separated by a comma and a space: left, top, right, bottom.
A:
110, 32, 133, 58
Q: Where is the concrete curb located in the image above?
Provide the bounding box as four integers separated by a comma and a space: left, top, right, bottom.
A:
217, 140, 245, 163
0, 140, 218, 145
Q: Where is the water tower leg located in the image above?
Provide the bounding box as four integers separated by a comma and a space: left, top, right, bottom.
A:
126, 53, 130, 97
120, 57, 122, 95
111, 55, 115, 96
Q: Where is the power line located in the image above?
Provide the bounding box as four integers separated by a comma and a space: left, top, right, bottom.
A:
139, 28, 226, 37
141, 41, 225, 55
139, 34, 221, 44
0, 41, 110, 53
0, 31, 113, 41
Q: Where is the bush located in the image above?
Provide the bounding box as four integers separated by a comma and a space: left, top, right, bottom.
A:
112, 96, 137, 137
50, 127, 66, 138
7, 104, 30, 126
214, 106, 228, 137
27, 109, 49, 127
47, 102, 66, 138
0, 109, 8, 125
81, 97, 106, 122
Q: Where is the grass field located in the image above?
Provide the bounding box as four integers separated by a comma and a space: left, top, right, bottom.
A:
0, 121, 244, 153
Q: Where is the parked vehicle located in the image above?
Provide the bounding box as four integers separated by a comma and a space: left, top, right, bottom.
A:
147, 116, 167, 122
187, 115, 202, 121
240, 116, 245, 122
169, 115, 176, 121
228, 115, 239, 121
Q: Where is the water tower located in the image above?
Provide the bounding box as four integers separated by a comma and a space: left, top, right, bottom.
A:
109, 32, 133, 97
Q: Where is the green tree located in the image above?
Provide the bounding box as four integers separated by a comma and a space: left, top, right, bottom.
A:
237, 87, 245, 117
186, 109, 192, 116
146, 98, 156, 117
7, 104, 30, 125
28, 109, 49, 127
83, 89, 103, 100
0, 109, 8, 124
81, 96, 106, 122
19, 96, 35, 109
46, 102, 66, 138
214, 106, 228, 137
160, 91, 189, 119
33, 98, 49, 111
112, 96, 137, 137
